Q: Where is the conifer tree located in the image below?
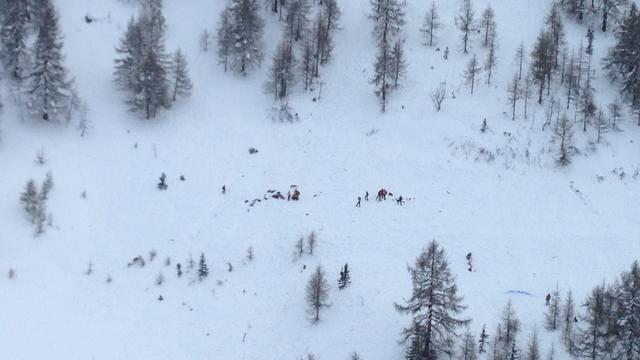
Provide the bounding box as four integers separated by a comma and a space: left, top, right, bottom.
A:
485, 31, 497, 85
265, 39, 296, 100
455, 0, 476, 54
395, 239, 469, 359
306, 265, 329, 323
370, 0, 405, 44
20, 179, 40, 224
170, 48, 193, 102
545, 2, 566, 69
391, 40, 406, 88
284, 0, 311, 43
322, 0, 341, 33
372, 39, 392, 112
420, 2, 440, 47
478, 324, 489, 354
27, 1, 72, 122
216, 7, 234, 72
604, 3, 640, 126
229, 0, 264, 75
198, 253, 209, 280
556, 114, 573, 167
613, 261, 640, 360
525, 328, 541, 360
0, 0, 30, 81
577, 284, 610, 359
562, 290, 577, 355
530, 31, 553, 104
338, 263, 351, 289
463, 54, 481, 94
114, 17, 144, 90
135, 48, 168, 119
459, 330, 478, 360
479, 4, 496, 47
507, 74, 521, 120
545, 285, 561, 331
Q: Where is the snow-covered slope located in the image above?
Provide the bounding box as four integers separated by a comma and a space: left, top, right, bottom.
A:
1, 0, 639, 359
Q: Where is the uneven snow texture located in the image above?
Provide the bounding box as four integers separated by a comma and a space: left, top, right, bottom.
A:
0, 0, 639, 359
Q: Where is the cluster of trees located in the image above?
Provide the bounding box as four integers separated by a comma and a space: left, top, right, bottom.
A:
261, 0, 341, 103
456, 0, 498, 94
561, 0, 630, 32
497, 1, 635, 167
0, 0, 79, 123
370, 0, 407, 112
392, 238, 640, 360
114, 0, 193, 119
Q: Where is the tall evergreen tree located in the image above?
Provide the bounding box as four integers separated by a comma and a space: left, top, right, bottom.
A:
577, 284, 610, 359
114, 17, 144, 90
478, 324, 489, 354
455, 0, 476, 54
463, 54, 481, 94
322, 0, 341, 33
27, 1, 71, 121
306, 265, 329, 323
391, 40, 406, 88
545, 1, 566, 69
459, 330, 478, 360
170, 48, 193, 102
479, 4, 496, 47
579, 54, 596, 131
420, 2, 440, 47
395, 240, 470, 360
216, 7, 234, 72
265, 39, 296, 100
604, 3, 640, 125
372, 39, 392, 112
562, 290, 577, 355
198, 253, 209, 280
1, 0, 30, 81
229, 0, 264, 75
556, 113, 573, 167
525, 328, 541, 360
507, 74, 521, 120
370, 0, 405, 44
545, 285, 561, 331
284, 0, 311, 43
613, 261, 640, 360
485, 31, 497, 85
135, 48, 168, 119
530, 30, 553, 104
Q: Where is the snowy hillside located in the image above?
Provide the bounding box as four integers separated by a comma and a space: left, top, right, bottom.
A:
1, 0, 639, 359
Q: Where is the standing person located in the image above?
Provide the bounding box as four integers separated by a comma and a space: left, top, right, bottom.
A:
222, 185, 226, 194
364, 191, 369, 201
545, 293, 551, 306
287, 191, 291, 201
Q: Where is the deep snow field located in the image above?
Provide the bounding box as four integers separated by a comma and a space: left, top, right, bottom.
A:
1, 0, 639, 359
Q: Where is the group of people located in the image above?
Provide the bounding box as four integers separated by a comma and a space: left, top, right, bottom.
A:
355, 188, 404, 207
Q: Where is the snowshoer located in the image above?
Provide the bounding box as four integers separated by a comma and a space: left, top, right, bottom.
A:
365, 191, 369, 201
356, 197, 361, 207
396, 196, 404, 205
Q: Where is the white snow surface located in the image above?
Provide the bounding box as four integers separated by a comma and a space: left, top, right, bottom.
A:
1, 0, 639, 359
